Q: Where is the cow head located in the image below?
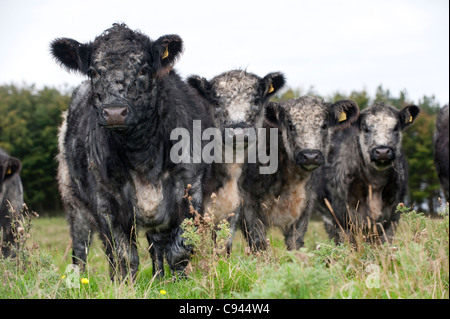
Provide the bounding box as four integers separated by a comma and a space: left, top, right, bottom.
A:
358, 103, 420, 170
0, 149, 21, 195
51, 23, 183, 131
188, 70, 285, 147
266, 97, 359, 171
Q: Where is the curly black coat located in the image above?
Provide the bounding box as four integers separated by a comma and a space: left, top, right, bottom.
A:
52, 24, 214, 279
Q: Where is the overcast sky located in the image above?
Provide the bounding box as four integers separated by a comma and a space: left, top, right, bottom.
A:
0, 0, 448, 105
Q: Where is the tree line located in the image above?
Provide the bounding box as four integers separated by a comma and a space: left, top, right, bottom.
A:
0, 83, 446, 215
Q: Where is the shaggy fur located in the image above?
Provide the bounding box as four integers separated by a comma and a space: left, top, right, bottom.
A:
52, 23, 213, 279
315, 102, 420, 244
188, 70, 285, 252
434, 105, 449, 201
0, 148, 23, 257
240, 97, 359, 250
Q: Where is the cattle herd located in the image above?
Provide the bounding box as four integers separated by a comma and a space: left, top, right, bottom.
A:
0, 24, 448, 280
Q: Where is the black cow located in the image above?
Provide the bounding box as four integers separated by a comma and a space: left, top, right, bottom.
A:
0, 148, 23, 257
239, 97, 359, 251
315, 102, 420, 244
187, 70, 285, 252
52, 23, 213, 279
434, 104, 449, 202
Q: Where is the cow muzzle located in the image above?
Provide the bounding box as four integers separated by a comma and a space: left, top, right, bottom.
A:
296, 149, 324, 171
225, 124, 254, 149
370, 146, 395, 167
99, 103, 131, 130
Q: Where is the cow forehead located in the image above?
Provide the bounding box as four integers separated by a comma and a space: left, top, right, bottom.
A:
212, 72, 259, 101
364, 112, 398, 129
287, 100, 327, 124
93, 50, 146, 69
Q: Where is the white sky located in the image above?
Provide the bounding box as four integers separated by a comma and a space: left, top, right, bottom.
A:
0, 0, 448, 105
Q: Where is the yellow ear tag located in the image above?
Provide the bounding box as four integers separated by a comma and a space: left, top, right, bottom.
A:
162, 47, 169, 60
268, 83, 274, 94
405, 115, 413, 124
6, 167, 12, 175
338, 112, 347, 122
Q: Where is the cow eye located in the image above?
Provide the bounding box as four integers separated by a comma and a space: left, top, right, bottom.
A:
362, 123, 370, 133
138, 66, 150, 77
87, 68, 99, 79
288, 120, 296, 131
393, 124, 400, 132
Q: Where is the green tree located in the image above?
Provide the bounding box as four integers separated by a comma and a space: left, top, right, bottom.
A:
0, 84, 70, 213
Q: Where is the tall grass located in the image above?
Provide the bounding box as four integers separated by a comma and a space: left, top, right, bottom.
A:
0, 201, 448, 299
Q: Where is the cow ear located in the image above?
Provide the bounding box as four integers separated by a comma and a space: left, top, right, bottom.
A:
400, 104, 420, 129
260, 72, 286, 98
51, 38, 91, 74
3, 157, 21, 181
329, 99, 360, 129
152, 35, 183, 77
187, 75, 214, 102
265, 102, 284, 128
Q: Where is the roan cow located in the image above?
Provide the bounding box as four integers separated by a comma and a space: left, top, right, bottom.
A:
315, 102, 420, 244
52, 23, 213, 279
239, 96, 359, 251
0, 148, 23, 257
434, 104, 449, 202
187, 70, 285, 252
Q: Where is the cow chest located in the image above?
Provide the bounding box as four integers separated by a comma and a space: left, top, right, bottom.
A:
131, 173, 164, 227
260, 178, 308, 229
204, 163, 243, 223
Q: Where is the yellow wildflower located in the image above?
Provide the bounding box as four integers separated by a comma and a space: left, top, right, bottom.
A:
160, 290, 167, 295
81, 278, 89, 284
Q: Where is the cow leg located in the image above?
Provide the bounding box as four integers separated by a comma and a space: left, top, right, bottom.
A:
146, 233, 165, 279
102, 232, 139, 281
225, 206, 241, 255
285, 202, 313, 250
242, 205, 267, 251
165, 226, 191, 278
67, 207, 93, 273
98, 214, 139, 281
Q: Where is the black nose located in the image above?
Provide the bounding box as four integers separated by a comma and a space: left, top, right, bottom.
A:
102, 106, 129, 126
296, 149, 324, 171
370, 146, 395, 164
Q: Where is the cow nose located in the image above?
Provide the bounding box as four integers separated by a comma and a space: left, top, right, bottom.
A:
296, 149, 324, 171
227, 127, 249, 137
370, 146, 395, 163
102, 106, 129, 126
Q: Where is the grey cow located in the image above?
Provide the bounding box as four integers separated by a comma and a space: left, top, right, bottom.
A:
0, 148, 24, 257
315, 102, 420, 244
188, 70, 285, 252
239, 96, 360, 251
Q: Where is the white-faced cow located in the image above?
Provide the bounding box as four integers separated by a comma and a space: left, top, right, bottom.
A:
52, 23, 214, 279
0, 148, 23, 257
188, 70, 285, 252
434, 104, 449, 202
315, 102, 420, 244
239, 96, 359, 251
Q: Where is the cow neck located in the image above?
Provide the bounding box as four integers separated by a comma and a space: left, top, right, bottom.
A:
105, 105, 161, 169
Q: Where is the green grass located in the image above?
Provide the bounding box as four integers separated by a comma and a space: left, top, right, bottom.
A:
0, 204, 448, 299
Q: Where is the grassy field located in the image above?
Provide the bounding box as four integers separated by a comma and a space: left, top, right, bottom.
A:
0, 203, 448, 299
